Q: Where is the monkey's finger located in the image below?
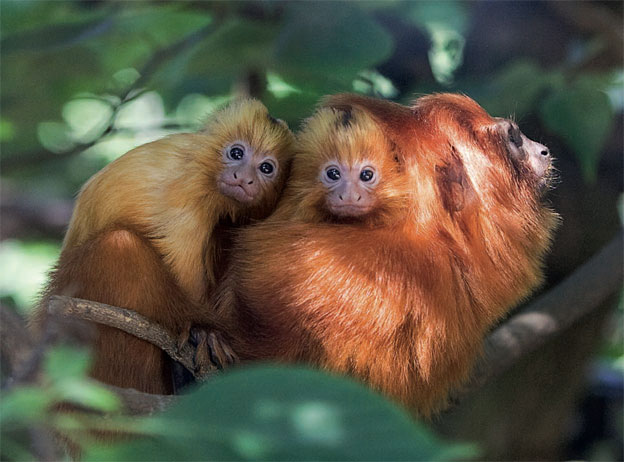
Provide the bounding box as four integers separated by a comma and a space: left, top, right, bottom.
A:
214, 331, 239, 365
193, 330, 215, 376
176, 321, 193, 352
207, 331, 233, 369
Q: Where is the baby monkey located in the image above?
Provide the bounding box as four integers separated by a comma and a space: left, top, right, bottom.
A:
271, 106, 407, 225
33, 99, 294, 394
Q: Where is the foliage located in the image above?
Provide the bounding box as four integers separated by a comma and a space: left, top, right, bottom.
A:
86, 366, 475, 461
0, 240, 60, 315
2, 1, 620, 193
1, 354, 475, 461
1, 345, 121, 461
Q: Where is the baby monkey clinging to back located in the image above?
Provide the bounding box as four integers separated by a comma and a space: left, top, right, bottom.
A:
210, 95, 558, 416
33, 99, 294, 394
270, 106, 408, 225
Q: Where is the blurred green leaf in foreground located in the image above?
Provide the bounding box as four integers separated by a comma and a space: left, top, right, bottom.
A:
86, 366, 477, 461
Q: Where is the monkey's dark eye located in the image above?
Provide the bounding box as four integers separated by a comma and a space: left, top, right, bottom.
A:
259, 162, 274, 175
360, 169, 374, 182
229, 146, 245, 160
326, 168, 341, 181
508, 126, 523, 148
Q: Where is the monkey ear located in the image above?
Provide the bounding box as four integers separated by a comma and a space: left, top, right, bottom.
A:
435, 151, 475, 213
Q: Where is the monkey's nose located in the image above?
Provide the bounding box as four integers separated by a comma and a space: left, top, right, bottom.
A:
338, 193, 362, 203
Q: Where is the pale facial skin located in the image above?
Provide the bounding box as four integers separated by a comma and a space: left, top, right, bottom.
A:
320, 160, 380, 217
217, 140, 279, 204
497, 119, 551, 181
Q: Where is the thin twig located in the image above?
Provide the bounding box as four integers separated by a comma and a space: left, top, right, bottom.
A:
2, 19, 222, 173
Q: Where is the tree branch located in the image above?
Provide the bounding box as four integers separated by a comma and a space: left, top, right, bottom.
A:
107, 384, 176, 416
47, 296, 218, 380
0, 306, 35, 375
464, 230, 623, 393
1, 305, 175, 417
0, 186, 73, 239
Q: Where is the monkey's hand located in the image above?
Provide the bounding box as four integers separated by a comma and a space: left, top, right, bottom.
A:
178, 325, 238, 376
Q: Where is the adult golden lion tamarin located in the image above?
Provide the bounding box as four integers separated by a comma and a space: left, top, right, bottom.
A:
209, 94, 558, 416
33, 99, 294, 394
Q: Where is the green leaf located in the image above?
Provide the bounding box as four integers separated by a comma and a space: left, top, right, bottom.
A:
54, 379, 121, 413
353, 70, 398, 99
275, 3, 394, 82
0, 387, 51, 426
86, 366, 465, 461
406, 0, 469, 34
1, 17, 114, 53
0, 240, 60, 314
113, 6, 212, 49
62, 98, 113, 144
186, 18, 279, 79
264, 92, 321, 127
0, 435, 37, 462
480, 60, 551, 119
540, 76, 615, 183
44, 346, 121, 412
44, 346, 92, 381
405, 0, 469, 85
36, 122, 75, 153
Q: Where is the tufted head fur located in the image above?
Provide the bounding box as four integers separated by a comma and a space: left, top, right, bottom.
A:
273, 107, 408, 226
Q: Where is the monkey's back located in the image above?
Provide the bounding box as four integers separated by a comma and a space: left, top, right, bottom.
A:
59, 133, 232, 300
224, 220, 492, 414
64, 135, 206, 249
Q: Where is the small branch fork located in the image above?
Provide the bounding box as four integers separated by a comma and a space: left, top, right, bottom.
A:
1, 232, 622, 416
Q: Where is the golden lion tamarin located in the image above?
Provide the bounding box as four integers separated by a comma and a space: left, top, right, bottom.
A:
33, 99, 294, 394
209, 94, 558, 416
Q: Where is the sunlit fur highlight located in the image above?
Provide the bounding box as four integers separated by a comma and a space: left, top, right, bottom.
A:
211, 93, 558, 416
61, 98, 293, 301
32, 99, 294, 394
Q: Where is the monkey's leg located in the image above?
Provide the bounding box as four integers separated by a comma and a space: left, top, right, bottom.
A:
49, 228, 190, 394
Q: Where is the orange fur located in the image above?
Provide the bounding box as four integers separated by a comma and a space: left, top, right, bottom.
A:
32, 99, 294, 394
211, 94, 558, 416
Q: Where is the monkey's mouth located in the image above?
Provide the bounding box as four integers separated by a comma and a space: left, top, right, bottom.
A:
328, 204, 373, 217
218, 181, 255, 204
537, 168, 558, 196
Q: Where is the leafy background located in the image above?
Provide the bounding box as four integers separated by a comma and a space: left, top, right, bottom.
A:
1, 1, 622, 461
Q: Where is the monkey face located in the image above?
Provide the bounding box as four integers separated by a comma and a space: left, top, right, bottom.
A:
197, 98, 294, 212
217, 140, 280, 205
496, 119, 552, 188
281, 106, 409, 225
320, 160, 380, 217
